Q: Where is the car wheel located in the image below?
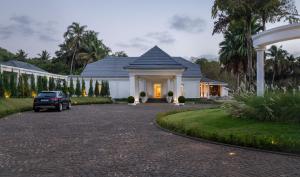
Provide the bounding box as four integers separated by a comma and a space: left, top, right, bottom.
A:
57, 103, 63, 112
67, 102, 71, 110
34, 107, 40, 112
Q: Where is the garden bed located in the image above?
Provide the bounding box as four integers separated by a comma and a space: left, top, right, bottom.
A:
156, 108, 300, 154
0, 97, 112, 118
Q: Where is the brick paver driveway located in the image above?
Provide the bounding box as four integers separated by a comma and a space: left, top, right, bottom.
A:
0, 104, 299, 177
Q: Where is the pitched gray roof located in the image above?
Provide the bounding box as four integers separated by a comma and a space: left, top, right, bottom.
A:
0, 60, 47, 73
124, 46, 186, 70
81, 46, 202, 78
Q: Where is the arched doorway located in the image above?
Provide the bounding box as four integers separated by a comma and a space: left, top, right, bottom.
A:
252, 23, 300, 96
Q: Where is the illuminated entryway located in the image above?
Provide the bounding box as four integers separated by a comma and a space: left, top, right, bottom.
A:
154, 84, 162, 98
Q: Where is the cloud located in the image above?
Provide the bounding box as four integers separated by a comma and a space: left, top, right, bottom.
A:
117, 31, 175, 50
169, 14, 206, 33
146, 31, 175, 44
0, 15, 58, 42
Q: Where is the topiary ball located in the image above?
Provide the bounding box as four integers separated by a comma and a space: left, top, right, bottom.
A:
178, 96, 185, 103
128, 96, 135, 103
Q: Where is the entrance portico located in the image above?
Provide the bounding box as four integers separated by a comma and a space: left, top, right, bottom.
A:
128, 69, 184, 104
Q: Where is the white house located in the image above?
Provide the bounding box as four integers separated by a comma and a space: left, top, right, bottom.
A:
80, 46, 228, 103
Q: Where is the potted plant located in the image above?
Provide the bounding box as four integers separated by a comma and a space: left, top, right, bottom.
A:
178, 96, 185, 106
128, 96, 135, 105
167, 91, 173, 103
139, 91, 147, 103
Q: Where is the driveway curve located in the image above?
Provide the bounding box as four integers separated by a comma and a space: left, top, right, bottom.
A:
0, 104, 299, 177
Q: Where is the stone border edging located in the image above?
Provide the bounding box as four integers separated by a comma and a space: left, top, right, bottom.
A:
153, 116, 300, 158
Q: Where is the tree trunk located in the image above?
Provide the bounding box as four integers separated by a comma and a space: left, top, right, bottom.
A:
246, 20, 253, 91
70, 48, 76, 75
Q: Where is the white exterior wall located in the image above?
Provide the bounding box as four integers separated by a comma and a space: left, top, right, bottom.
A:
182, 79, 200, 98
221, 86, 229, 97
109, 79, 130, 98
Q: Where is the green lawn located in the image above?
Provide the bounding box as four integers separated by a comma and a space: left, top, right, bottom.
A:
157, 109, 300, 153
0, 97, 112, 118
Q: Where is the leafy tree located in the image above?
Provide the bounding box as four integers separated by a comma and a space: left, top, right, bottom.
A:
75, 78, 81, 96
0, 47, 15, 61
88, 79, 94, 97
94, 81, 100, 97
69, 78, 75, 96
38, 50, 51, 60
9, 73, 17, 97
111, 51, 128, 57
81, 79, 86, 96
212, 0, 299, 90
63, 22, 87, 74
15, 49, 28, 61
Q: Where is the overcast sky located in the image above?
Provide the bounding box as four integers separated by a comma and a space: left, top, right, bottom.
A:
0, 0, 299, 60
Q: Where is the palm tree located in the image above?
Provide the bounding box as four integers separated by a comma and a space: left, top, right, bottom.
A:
15, 49, 28, 61
63, 22, 87, 74
266, 45, 289, 86
38, 50, 51, 60
78, 30, 111, 67
219, 19, 261, 92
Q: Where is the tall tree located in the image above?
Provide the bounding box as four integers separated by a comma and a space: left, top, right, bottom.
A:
111, 51, 128, 57
9, 73, 17, 97
38, 50, 51, 60
69, 78, 75, 96
63, 22, 87, 74
15, 49, 28, 61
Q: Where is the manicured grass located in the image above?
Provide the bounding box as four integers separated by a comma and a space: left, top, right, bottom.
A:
0, 98, 33, 118
157, 109, 300, 153
0, 97, 112, 118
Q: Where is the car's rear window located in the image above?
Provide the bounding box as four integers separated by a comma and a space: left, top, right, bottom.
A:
38, 92, 57, 97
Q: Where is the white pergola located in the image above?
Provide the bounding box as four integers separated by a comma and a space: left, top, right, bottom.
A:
253, 23, 300, 96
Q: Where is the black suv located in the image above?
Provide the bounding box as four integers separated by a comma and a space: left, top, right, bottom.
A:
33, 91, 71, 112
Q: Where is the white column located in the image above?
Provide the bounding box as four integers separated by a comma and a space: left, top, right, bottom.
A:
129, 74, 138, 104
256, 47, 266, 96
167, 79, 171, 92
174, 75, 182, 104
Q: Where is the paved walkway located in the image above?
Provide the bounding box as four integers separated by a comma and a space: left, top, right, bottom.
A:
0, 104, 299, 177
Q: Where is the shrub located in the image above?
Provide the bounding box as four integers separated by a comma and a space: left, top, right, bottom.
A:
56, 80, 62, 90
140, 91, 146, 97
9, 73, 17, 97
94, 81, 100, 97
75, 78, 81, 96
0, 72, 3, 97
168, 91, 173, 97
88, 79, 94, 97
100, 80, 110, 97
30, 74, 36, 94
42, 76, 48, 91
81, 79, 86, 96
224, 92, 300, 123
62, 80, 68, 95
178, 96, 185, 103
69, 78, 75, 96
128, 96, 135, 103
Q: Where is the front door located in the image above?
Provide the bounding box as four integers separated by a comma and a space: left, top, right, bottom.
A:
154, 84, 161, 98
